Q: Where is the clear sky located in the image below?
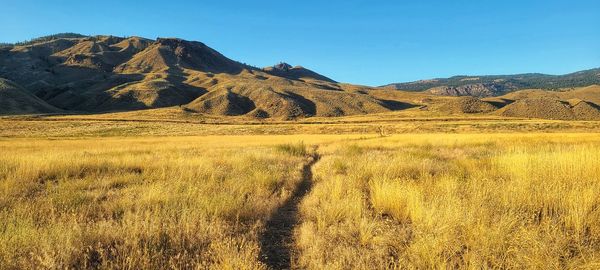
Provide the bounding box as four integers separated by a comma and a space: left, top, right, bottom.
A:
1, 0, 599, 86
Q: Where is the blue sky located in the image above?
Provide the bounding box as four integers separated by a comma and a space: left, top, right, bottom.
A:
1, 0, 599, 86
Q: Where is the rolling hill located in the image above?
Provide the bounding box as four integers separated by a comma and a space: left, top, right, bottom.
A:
482, 85, 600, 120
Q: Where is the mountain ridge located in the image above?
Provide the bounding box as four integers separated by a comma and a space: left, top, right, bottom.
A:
383, 68, 600, 96
0, 34, 396, 119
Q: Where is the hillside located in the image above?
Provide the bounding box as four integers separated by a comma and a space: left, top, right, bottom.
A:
0, 34, 405, 119
383, 68, 600, 97
0, 78, 60, 115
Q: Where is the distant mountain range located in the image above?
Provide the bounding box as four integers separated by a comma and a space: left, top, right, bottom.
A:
382, 68, 600, 97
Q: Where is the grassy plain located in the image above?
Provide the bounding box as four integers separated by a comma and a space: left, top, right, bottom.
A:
1, 116, 600, 269
0, 136, 319, 269
298, 134, 600, 269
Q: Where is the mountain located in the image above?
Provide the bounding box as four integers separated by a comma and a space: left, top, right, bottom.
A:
383, 68, 600, 97
0, 34, 404, 119
1, 33, 599, 121
0, 78, 60, 115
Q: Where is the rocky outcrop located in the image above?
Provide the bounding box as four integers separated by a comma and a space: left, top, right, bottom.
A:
426, 83, 515, 97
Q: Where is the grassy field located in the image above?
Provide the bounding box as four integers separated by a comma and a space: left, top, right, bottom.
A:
0, 136, 327, 269
1, 118, 600, 269
4, 116, 600, 138
298, 134, 600, 269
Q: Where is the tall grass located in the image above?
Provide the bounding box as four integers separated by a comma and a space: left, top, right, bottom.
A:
0, 137, 307, 269
296, 135, 600, 269
275, 142, 307, 157
2, 134, 600, 269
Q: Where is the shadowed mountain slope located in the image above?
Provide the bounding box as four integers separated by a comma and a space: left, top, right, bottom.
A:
0, 78, 60, 115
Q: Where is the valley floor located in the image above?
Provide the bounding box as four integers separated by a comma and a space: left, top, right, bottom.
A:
4, 112, 600, 137
1, 117, 600, 269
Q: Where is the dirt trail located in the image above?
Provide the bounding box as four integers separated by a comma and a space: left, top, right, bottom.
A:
259, 149, 320, 270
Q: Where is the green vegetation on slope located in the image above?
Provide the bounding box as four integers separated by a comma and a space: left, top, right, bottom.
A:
385, 68, 600, 93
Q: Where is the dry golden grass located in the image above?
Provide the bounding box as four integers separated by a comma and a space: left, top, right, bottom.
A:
0, 136, 326, 269
1, 125, 600, 269
5, 115, 600, 138
296, 134, 600, 269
